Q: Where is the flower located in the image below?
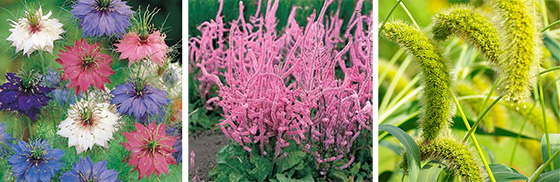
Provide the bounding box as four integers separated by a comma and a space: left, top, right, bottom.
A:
0, 122, 13, 157
57, 99, 120, 154
0, 73, 52, 120
8, 139, 63, 182
56, 39, 115, 94
166, 123, 182, 163
41, 68, 61, 87
60, 156, 120, 182
122, 122, 177, 180
110, 81, 169, 122
71, 0, 133, 37
115, 31, 168, 66
7, 7, 64, 56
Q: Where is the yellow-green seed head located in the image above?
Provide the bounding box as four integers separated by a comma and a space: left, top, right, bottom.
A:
432, 5, 502, 66
494, 0, 542, 103
400, 137, 485, 182
381, 21, 454, 141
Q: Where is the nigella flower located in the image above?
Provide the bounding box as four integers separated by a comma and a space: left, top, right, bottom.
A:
110, 81, 169, 122
49, 87, 78, 106
56, 39, 115, 94
166, 123, 182, 163
8, 139, 63, 182
123, 122, 177, 180
57, 99, 120, 154
71, 0, 133, 37
0, 73, 52, 120
115, 30, 168, 66
7, 7, 64, 56
41, 68, 61, 87
0, 123, 13, 157
60, 156, 120, 182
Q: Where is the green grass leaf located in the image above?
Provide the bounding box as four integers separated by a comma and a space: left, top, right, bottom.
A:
541, 134, 560, 171
544, 33, 560, 63
489, 164, 528, 181
535, 169, 560, 182
417, 161, 445, 182
379, 125, 421, 182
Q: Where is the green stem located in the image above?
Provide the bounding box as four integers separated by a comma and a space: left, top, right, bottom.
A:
541, 20, 559, 32
51, 108, 57, 134
399, 2, 419, 28
379, 0, 403, 32
540, 66, 560, 75
453, 95, 496, 182
527, 149, 560, 182
538, 77, 553, 170
462, 94, 505, 142
27, 117, 33, 140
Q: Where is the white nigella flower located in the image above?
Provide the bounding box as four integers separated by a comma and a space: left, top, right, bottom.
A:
7, 7, 64, 56
57, 99, 120, 154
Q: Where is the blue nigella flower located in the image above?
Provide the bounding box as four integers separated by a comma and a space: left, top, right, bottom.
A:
60, 156, 120, 182
0, 122, 13, 157
8, 139, 63, 182
41, 68, 61, 87
40, 69, 78, 106
166, 123, 182, 163
110, 81, 169, 123
71, 0, 134, 38
0, 73, 52, 120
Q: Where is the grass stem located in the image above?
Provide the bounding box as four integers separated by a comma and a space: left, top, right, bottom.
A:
527, 149, 560, 182
453, 94, 496, 182
538, 76, 553, 170
462, 94, 504, 143
379, 0, 403, 33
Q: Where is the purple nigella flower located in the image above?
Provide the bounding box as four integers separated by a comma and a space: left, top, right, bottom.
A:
60, 156, 120, 182
0, 122, 13, 157
110, 81, 169, 123
8, 139, 63, 182
71, 0, 134, 37
166, 123, 182, 163
0, 73, 52, 120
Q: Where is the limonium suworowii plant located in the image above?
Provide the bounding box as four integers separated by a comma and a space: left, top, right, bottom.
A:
7, 7, 64, 56
191, 0, 372, 166
57, 99, 121, 154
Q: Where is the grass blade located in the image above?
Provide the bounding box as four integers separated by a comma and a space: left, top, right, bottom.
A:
379, 125, 421, 182
489, 164, 528, 181
418, 161, 445, 182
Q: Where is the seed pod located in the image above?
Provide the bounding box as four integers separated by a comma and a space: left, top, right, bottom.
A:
381, 21, 453, 141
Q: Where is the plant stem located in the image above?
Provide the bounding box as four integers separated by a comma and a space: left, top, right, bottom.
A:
379, 0, 403, 32
452, 95, 496, 182
399, 2, 419, 28
527, 149, 560, 182
539, 66, 560, 75
541, 20, 559, 32
27, 117, 33, 140
538, 76, 553, 170
462, 94, 504, 143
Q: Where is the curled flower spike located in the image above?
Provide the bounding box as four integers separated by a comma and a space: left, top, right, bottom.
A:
401, 137, 484, 182
494, 0, 541, 102
381, 21, 453, 141
7, 7, 64, 56
432, 6, 502, 65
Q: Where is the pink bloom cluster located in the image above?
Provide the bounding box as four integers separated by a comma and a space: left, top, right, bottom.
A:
190, 0, 372, 167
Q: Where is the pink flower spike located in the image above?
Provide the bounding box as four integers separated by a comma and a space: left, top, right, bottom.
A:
115, 31, 168, 66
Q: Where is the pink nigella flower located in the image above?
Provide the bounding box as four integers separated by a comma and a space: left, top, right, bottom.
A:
115, 31, 168, 66
56, 39, 115, 94
122, 122, 177, 180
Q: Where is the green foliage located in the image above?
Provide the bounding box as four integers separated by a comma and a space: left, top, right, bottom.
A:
381, 21, 453, 141
489, 164, 528, 181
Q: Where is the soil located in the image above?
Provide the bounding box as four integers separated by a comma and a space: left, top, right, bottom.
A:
188, 129, 227, 181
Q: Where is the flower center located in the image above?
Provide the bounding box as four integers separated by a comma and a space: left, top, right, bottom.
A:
95, 0, 112, 12
25, 9, 42, 33
30, 148, 44, 161
134, 80, 147, 96
79, 106, 96, 127
147, 140, 158, 152
82, 56, 97, 70
78, 172, 98, 182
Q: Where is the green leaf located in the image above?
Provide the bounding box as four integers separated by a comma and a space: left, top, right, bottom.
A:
544, 33, 560, 63
535, 169, 560, 182
276, 151, 306, 172
541, 134, 560, 171
417, 161, 445, 182
380, 140, 404, 155
248, 155, 272, 181
451, 117, 539, 140
489, 164, 528, 181
379, 125, 421, 182
276, 173, 314, 182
